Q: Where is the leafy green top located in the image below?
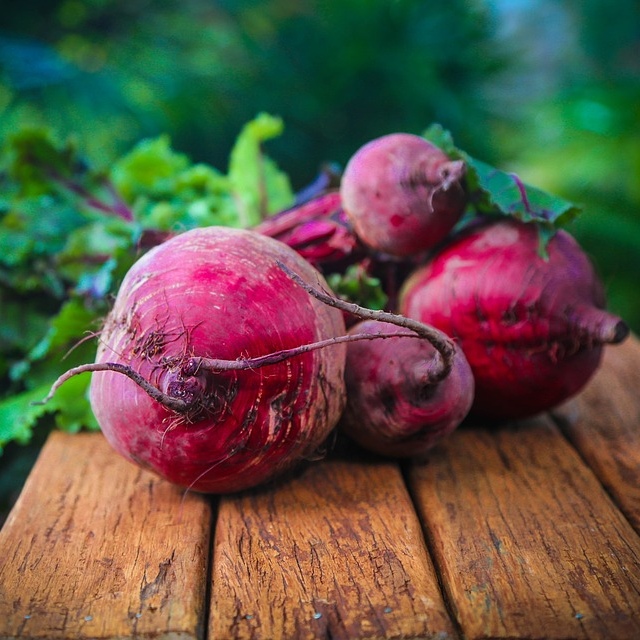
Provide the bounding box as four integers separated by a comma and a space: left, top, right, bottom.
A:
423, 124, 582, 244
0, 113, 293, 452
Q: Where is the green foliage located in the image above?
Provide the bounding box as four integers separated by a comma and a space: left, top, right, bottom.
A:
0, 0, 505, 184
0, 114, 293, 453
327, 265, 388, 312
111, 114, 293, 230
226, 114, 293, 226
0, 386, 56, 452
424, 124, 582, 241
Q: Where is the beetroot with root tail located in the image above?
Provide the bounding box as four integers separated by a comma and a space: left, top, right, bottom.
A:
340, 133, 467, 257
86, 227, 348, 494
399, 218, 630, 419
40, 228, 463, 493
341, 320, 474, 458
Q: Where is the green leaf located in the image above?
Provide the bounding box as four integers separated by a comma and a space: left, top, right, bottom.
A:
49, 373, 99, 434
111, 135, 191, 202
0, 196, 86, 267
423, 123, 457, 155
327, 264, 388, 311
227, 112, 294, 227
7, 128, 82, 197
423, 124, 582, 232
0, 292, 52, 357
467, 157, 582, 229
111, 136, 245, 230
24, 298, 100, 367
0, 375, 98, 453
0, 385, 56, 453
9, 297, 102, 391
4, 127, 134, 221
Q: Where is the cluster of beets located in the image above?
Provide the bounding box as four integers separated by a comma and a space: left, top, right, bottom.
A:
50, 133, 629, 494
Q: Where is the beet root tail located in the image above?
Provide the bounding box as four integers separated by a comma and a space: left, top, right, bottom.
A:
576, 306, 630, 345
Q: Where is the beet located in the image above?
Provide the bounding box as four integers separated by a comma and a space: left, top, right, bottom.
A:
340, 133, 467, 257
86, 227, 348, 493
40, 224, 464, 492
254, 191, 362, 269
341, 320, 474, 457
399, 219, 629, 419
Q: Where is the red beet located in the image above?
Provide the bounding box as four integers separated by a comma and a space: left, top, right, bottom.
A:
254, 191, 362, 269
341, 320, 474, 457
40, 224, 462, 493
86, 227, 348, 493
399, 219, 629, 419
340, 133, 467, 257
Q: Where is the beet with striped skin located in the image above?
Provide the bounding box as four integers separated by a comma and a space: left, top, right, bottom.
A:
254, 191, 361, 269
89, 227, 347, 493
399, 219, 629, 419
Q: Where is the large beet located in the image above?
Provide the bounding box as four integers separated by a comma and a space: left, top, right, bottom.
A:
399, 219, 629, 419
89, 227, 347, 493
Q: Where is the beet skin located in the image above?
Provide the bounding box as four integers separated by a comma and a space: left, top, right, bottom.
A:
340, 133, 467, 257
399, 219, 629, 419
90, 227, 347, 493
341, 320, 474, 457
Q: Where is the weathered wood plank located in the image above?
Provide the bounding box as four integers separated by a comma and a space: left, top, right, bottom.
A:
0, 431, 212, 640
554, 337, 640, 532
210, 457, 457, 640
408, 416, 640, 640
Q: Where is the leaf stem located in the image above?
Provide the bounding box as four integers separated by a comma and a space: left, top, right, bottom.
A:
46, 167, 134, 221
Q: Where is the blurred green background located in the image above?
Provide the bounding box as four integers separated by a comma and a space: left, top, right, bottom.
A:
2, 0, 639, 325
1, 0, 639, 514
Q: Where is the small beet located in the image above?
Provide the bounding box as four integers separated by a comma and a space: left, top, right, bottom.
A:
341, 320, 474, 457
340, 133, 467, 257
399, 218, 629, 419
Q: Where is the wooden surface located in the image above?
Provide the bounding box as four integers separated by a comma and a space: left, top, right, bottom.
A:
1, 336, 640, 640
409, 418, 640, 639
211, 461, 455, 640
553, 335, 640, 533
0, 432, 212, 640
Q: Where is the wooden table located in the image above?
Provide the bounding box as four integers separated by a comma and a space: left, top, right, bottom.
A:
1, 337, 639, 640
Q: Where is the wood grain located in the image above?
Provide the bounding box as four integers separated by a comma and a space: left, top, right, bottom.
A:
553, 337, 640, 532
407, 416, 640, 640
0, 431, 212, 640
210, 458, 457, 640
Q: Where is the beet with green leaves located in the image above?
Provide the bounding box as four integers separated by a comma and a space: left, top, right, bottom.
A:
340, 133, 467, 257
399, 218, 629, 419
